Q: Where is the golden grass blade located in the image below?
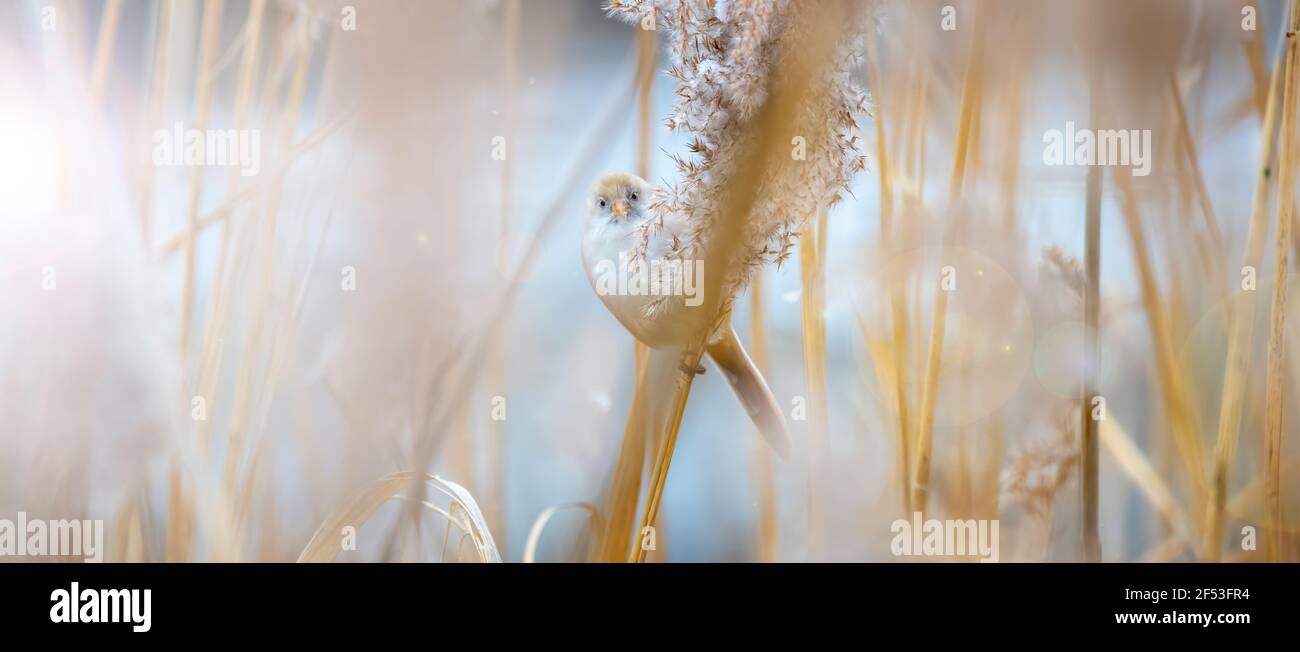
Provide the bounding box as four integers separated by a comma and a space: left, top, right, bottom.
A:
750, 271, 778, 562
178, 0, 226, 357
523, 503, 603, 563
1146, 458, 1300, 562
1113, 169, 1207, 517
88, 0, 123, 102
137, 0, 174, 246
1167, 71, 1227, 283
394, 49, 642, 557
485, 0, 522, 551
1261, 0, 1300, 561
1099, 418, 1193, 552
594, 30, 659, 562
194, 0, 269, 453
595, 346, 654, 561
156, 106, 360, 255
630, 0, 858, 563
299, 473, 499, 563
1081, 144, 1102, 562
913, 7, 982, 514
1205, 24, 1287, 562
799, 205, 829, 549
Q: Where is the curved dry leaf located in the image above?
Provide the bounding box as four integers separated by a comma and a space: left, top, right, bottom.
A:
297, 472, 500, 563
522, 502, 603, 563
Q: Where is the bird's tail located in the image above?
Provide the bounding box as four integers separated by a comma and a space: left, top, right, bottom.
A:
706, 326, 792, 459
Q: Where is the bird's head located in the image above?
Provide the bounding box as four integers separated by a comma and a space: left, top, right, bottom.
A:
588, 172, 651, 223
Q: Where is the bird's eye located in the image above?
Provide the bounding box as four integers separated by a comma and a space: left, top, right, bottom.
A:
598, 198, 607, 208
629, 192, 639, 202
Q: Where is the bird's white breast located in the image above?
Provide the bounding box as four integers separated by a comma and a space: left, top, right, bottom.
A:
582, 211, 694, 349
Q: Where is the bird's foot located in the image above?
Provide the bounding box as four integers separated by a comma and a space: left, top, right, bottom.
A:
679, 361, 706, 376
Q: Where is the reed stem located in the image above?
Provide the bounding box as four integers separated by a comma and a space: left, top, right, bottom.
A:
1261, 0, 1300, 561
1205, 25, 1286, 562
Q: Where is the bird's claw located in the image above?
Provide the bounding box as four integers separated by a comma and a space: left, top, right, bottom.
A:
679, 361, 706, 376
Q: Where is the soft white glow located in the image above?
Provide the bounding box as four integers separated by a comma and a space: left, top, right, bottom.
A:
0, 95, 59, 220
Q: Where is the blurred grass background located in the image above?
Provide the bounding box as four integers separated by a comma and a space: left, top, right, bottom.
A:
0, 0, 1296, 562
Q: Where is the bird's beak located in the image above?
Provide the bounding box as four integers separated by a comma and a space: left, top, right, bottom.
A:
611, 200, 630, 219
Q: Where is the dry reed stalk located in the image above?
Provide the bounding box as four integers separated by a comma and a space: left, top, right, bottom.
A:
178, 0, 226, 357
1112, 169, 1208, 521
864, 26, 911, 516
1167, 71, 1228, 290
316, 14, 344, 114
88, 0, 123, 102
912, 272, 949, 514
799, 205, 829, 551
636, 25, 655, 179
946, 7, 983, 199
195, 0, 268, 453
225, 0, 267, 194
388, 51, 640, 559
155, 107, 359, 255
630, 1, 857, 563
137, 0, 175, 246
1100, 418, 1192, 551
913, 9, 983, 513
1204, 30, 1286, 562
998, 47, 1029, 229
485, 0, 522, 550
523, 503, 603, 562
223, 13, 312, 530
235, 224, 342, 533
750, 271, 777, 562
592, 29, 659, 562
109, 491, 149, 562
164, 0, 225, 563
1262, 0, 1300, 562
1082, 144, 1102, 563
164, 461, 195, 561
630, 356, 700, 563
633, 22, 655, 418
1245, 22, 1269, 118
60, 0, 85, 68
300, 473, 499, 562
912, 69, 928, 199
1148, 457, 1300, 561
595, 351, 652, 560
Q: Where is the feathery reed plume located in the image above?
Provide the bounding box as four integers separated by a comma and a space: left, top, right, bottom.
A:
606, 0, 868, 322
1042, 246, 1086, 298
605, 0, 870, 562
1000, 416, 1077, 515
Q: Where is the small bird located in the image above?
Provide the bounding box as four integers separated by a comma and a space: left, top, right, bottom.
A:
582, 172, 791, 458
